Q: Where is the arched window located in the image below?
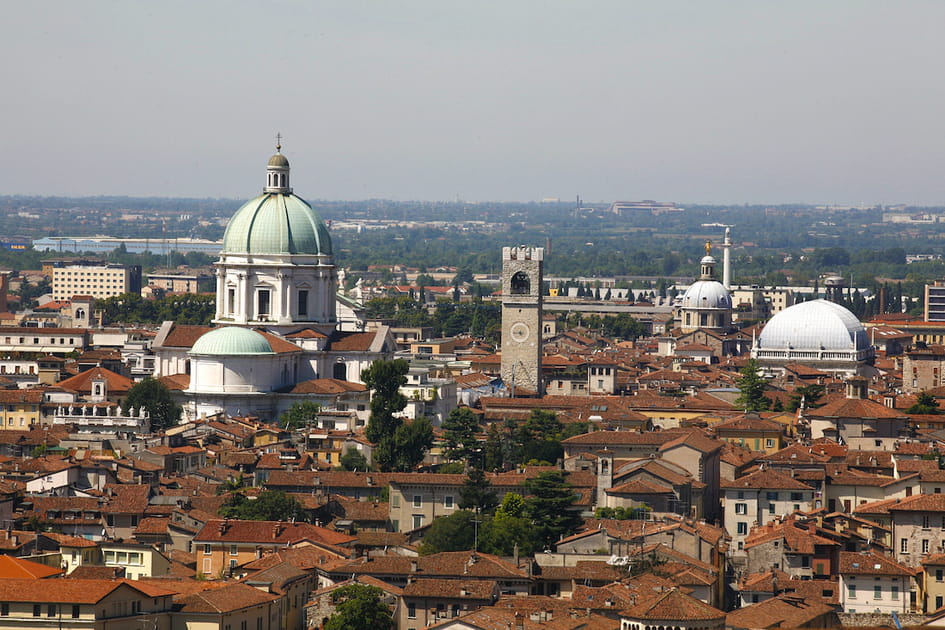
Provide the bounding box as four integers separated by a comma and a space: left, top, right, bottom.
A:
333, 363, 347, 380
510, 271, 530, 295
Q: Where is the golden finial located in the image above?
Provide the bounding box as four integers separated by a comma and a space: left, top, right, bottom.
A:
275, 132, 282, 153
705, 240, 712, 256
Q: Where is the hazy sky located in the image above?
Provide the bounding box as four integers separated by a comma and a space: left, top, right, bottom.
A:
3, 1, 945, 204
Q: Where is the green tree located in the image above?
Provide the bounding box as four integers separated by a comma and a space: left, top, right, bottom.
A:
418, 510, 478, 554
441, 407, 482, 462
908, 392, 941, 415
523, 470, 582, 550
123, 377, 182, 432
481, 493, 537, 556
339, 447, 369, 471
483, 424, 505, 471
459, 468, 499, 514
325, 585, 394, 630
787, 384, 826, 412
218, 490, 303, 521
362, 359, 409, 444
362, 359, 410, 471
734, 359, 771, 412
280, 401, 321, 430
389, 417, 435, 472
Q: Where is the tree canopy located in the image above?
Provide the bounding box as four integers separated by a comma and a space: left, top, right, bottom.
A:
218, 490, 303, 522
441, 407, 482, 463
123, 377, 181, 432
325, 585, 394, 630
908, 391, 941, 415
735, 359, 771, 412
523, 470, 582, 549
359, 360, 434, 472
280, 401, 321, 430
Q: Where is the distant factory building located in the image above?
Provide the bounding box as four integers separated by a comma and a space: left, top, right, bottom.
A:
32, 236, 222, 256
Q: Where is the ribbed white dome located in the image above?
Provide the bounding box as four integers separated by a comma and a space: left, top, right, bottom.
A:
680, 280, 731, 310
757, 299, 868, 351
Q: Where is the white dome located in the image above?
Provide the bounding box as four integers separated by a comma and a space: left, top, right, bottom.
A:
757, 299, 868, 351
680, 280, 731, 310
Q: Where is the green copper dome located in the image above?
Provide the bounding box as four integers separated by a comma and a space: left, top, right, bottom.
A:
190, 327, 274, 355
221, 193, 332, 256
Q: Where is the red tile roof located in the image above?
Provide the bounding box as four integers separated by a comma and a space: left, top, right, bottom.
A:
0, 577, 175, 603
0, 555, 63, 579
720, 468, 814, 491
194, 519, 355, 547
176, 582, 280, 613
56, 366, 135, 394
839, 551, 913, 576
620, 587, 724, 622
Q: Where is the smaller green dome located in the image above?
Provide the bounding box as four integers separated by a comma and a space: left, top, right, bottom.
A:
190, 327, 274, 355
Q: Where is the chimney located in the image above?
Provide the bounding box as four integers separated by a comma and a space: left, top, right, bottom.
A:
273, 523, 283, 538
514, 612, 525, 630
410, 560, 418, 573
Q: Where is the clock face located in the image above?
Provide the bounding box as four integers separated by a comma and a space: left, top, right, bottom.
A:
510, 322, 530, 343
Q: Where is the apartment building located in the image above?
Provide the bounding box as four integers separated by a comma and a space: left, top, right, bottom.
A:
50, 262, 142, 301
192, 520, 354, 578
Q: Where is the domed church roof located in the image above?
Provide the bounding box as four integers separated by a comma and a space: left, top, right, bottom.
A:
757, 299, 868, 351
680, 280, 732, 310
190, 327, 274, 356
221, 143, 332, 256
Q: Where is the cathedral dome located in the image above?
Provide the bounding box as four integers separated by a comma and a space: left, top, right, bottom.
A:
757, 299, 868, 351
221, 193, 332, 256
679, 280, 731, 310
190, 327, 274, 356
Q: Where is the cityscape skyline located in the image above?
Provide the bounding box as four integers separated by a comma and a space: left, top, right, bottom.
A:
3, 2, 945, 205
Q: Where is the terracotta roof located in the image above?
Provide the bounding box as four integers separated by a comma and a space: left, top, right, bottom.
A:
726, 593, 838, 630
887, 493, 945, 513
68, 565, 126, 580
176, 582, 280, 613
402, 578, 497, 599
39, 532, 99, 548
839, 550, 913, 576
0, 389, 45, 404
620, 587, 724, 622
194, 519, 355, 547
103, 483, 150, 513
328, 331, 379, 352
255, 330, 303, 354
158, 373, 190, 390
809, 397, 906, 419
713, 414, 783, 433
329, 551, 528, 580
161, 324, 214, 348
0, 577, 175, 603
606, 479, 674, 496
285, 328, 328, 339
720, 468, 814, 491
0, 555, 63, 579
288, 378, 367, 395
56, 366, 135, 394
562, 431, 677, 447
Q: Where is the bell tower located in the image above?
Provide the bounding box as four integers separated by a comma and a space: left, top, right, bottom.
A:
501, 246, 544, 396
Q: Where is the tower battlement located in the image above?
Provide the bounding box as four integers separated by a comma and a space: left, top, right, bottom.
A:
503, 246, 544, 262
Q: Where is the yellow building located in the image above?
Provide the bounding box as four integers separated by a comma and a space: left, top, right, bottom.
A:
0, 577, 174, 630
0, 390, 42, 430
712, 414, 785, 453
